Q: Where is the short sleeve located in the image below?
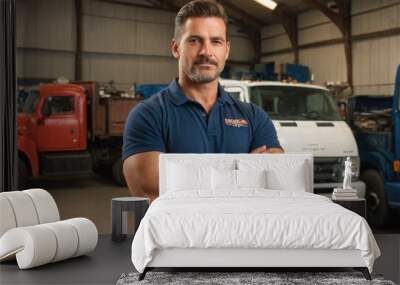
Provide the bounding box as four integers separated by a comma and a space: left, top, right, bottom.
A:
122, 101, 166, 160
250, 105, 282, 150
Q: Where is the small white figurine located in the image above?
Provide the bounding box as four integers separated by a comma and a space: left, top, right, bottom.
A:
342, 157, 354, 190
332, 157, 357, 199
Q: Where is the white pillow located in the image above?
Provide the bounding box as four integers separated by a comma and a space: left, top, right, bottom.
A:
211, 168, 237, 190
167, 162, 211, 191
238, 159, 309, 192
266, 162, 307, 191
237, 169, 267, 189
211, 169, 268, 191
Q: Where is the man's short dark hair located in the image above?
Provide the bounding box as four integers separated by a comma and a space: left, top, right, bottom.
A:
174, 0, 229, 42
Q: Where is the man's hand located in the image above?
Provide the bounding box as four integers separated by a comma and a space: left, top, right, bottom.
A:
250, 145, 284, 154
250, 145, 267, 153
266, 147, 284, 153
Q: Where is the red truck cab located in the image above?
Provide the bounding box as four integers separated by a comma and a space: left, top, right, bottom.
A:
17, 82, 140, 188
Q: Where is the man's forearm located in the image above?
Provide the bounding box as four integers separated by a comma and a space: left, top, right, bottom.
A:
126, 183, 147, 197
125, 178, 158, 203
123, 152, 161, 202
139, 185, 158, 202
125, 176, 158, 199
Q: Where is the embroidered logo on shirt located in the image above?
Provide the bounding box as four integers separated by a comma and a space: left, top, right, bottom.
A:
224, 118, 248, 128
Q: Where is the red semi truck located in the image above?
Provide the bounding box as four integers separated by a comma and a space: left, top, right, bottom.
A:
17, 81, 142, 188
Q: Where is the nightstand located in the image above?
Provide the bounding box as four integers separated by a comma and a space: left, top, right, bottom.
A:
332, 198, 366, 218
111, 197, 149, 242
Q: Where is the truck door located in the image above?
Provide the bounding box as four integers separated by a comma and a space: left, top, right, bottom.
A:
37, 94, 84, 151
394, 65, 400, 161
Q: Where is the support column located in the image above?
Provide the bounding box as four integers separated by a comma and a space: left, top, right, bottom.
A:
303, 0, 353, 93
75, 0, 83, 81
0, 0, 18, 192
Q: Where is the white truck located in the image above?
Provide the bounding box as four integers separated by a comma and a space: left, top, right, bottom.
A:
220, 79, 365, 198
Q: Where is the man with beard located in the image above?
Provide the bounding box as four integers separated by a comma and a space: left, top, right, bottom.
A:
122, 0, 283, 202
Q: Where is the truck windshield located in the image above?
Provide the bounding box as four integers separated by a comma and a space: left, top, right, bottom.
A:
22, 91, 39, 114
249, 86, 341, 121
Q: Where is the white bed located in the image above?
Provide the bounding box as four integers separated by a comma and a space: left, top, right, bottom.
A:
131, 154, 380, 281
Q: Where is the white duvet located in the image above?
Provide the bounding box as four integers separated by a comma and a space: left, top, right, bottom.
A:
131, 190, 380, 273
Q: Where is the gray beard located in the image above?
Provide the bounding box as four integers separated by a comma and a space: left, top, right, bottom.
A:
186, 65, 222, 84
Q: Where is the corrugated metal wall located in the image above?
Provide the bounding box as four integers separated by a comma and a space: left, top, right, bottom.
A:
18, 0, 399, 94
228, 25, 254, 62
352, 0, 400, 95
262, 8, 347, 85
16, 0, 254, 91
261, 0, 400, 95
300, 44, 347, 84
298, 9, 347, 85
81, 0, 177, 90
261, 24, 291, 53
16, 0, 76, 80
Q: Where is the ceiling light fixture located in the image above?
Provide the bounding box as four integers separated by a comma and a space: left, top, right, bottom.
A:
253, 0, 278, 10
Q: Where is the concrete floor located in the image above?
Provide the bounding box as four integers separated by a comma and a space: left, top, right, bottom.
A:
26, 174, 400, 284
29, 174, 131, 234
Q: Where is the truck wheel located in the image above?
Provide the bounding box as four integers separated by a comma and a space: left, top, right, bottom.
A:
361, 169, 390, 228
18, 158, 29, 190
112, 157, 127, 187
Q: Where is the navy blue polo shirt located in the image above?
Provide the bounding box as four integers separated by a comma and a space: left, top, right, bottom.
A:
122, 80, 281, 160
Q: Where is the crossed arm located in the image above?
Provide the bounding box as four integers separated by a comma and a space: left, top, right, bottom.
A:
123, 151, 160, 203
123, 146, 283, 202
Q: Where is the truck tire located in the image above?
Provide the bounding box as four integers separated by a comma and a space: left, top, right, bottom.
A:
360, 169, 390, 228
18, 158, 29, 190
112, 157, 127, 187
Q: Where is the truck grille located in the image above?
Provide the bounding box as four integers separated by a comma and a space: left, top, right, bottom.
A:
314, 157, 340, 183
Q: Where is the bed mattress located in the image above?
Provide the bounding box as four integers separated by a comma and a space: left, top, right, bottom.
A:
131, 190, 380, 273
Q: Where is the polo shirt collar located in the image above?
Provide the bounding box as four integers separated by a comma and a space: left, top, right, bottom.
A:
217, 82, 235, 105
167, 79, 189, 105
168, 79, 234, 106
